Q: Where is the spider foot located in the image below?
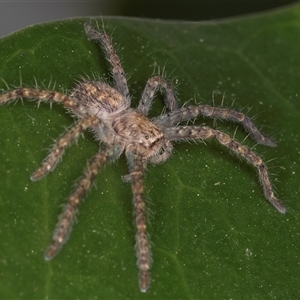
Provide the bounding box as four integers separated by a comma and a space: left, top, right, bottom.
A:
44, 240, 63, 261
139, 270, 150, 293
30, 168, 46, 181
261, 173, 286, 214
269, 196, 286, 214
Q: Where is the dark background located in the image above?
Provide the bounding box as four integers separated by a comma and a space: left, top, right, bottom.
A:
0, 1, 298, 37
120, 0, 298, 20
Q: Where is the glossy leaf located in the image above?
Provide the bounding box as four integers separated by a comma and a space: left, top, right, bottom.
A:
0, 5, 300, 299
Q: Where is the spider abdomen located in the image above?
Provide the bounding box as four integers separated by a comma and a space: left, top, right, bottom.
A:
71, 80, 128, 118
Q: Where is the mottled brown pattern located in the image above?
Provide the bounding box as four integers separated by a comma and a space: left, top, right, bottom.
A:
0, 22, 285, 293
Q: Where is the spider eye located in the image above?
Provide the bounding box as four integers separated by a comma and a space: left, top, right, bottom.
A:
144, 130, 155, 141
152, 136, 162, 144
141, 132, 163, 147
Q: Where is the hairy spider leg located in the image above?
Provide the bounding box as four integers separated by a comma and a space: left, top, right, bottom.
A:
84, 23, 130, 104
31, 116, 100, 180
154, 104, 276, 147
137, 76, 179, 116
45, 145, 123, 260
0, 88, 76, 107
126, 146, 152, 292
164, 125, 286, 214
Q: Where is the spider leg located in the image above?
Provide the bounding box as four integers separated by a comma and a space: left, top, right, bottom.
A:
137, 75, 178, 116
126, 145, 151, 292
154, 105, 276, 147
44, 144, 122, 260
84, 23, 130, 103
31, 116, 100, 181
164, 125, 286, 214
0, 88, 77, 108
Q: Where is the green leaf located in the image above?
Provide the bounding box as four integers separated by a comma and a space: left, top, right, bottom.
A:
1, 5, 300, 299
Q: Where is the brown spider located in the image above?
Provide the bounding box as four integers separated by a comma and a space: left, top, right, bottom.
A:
0, 23, 286, 292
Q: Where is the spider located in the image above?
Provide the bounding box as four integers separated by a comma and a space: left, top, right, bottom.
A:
0, 22, 286, 292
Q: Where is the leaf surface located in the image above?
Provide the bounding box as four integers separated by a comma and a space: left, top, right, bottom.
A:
0, 6, 300, 299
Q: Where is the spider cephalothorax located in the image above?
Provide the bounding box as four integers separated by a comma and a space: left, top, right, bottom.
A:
0, 22, 285, 292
